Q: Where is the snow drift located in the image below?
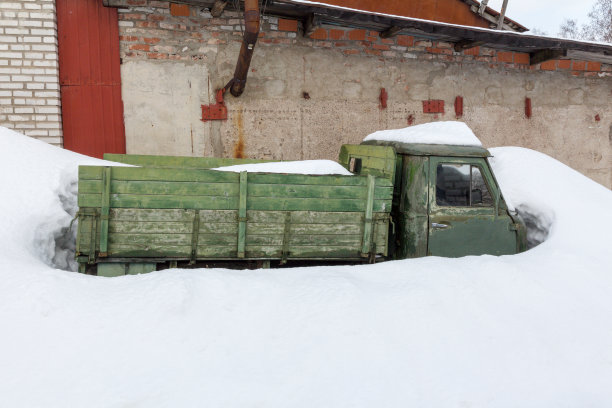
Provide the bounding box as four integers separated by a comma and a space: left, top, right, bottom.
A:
1, 126, 612, 407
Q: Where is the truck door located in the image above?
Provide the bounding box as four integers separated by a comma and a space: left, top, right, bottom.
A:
427, 157, 516, 257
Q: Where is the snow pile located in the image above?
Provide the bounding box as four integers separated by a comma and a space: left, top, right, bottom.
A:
213, 159, 353, 175
0, 127, 127, 271
1, 126, 612, 407
364, 121, 483, 146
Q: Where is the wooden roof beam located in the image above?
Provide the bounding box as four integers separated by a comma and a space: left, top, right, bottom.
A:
496, 0, 508, 30
454, 39, 485, 52
477, 0, 489, 15
210, 0, 228, 17
380, 26, 402, 39
469, 5, 516, 31
567, 49, 612, 65
529, 49, 567, 65
303, 13, 321, 37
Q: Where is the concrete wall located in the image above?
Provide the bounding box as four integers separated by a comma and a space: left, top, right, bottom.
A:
0, 0, 62, 145
115, 1, 612, 188
121, 60, 213, 156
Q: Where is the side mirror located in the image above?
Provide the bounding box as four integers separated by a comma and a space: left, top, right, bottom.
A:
471, 188, 482, 205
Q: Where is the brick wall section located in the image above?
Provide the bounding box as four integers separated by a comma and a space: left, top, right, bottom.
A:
113, 1, 612, 77
0, 0, 62, 145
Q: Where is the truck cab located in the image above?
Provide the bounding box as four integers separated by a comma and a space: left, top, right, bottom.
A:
339, 141, 527, 259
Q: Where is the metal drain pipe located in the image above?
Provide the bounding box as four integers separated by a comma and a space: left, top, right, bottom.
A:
226, 0, 260, 97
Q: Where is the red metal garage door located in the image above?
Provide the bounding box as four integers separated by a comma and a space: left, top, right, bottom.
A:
57, 0, 126, 158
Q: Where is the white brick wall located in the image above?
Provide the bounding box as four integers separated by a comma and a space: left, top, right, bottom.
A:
0, 0, 62, 146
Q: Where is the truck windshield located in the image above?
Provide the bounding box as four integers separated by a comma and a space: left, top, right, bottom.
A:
436, 163, 493, 207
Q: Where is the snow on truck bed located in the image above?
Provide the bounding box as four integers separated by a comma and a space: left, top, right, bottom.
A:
1, 125, 612, 407
364, 121, 483, 146
213, 159, 353, 175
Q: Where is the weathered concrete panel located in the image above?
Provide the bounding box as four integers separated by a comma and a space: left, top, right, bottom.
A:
121, 60, 212, 157
220, 102, 302, 160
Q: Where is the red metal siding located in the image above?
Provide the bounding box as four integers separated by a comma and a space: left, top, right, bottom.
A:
57, 0, 126, 158
323, 0, 490, 28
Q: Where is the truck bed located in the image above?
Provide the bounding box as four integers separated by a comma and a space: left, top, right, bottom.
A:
76, 165, 393, 275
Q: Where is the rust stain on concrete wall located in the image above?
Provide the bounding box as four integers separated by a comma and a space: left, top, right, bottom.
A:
233, 109, 246, 158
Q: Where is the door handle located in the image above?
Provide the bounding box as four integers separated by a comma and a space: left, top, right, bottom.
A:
431, 222, 448, 229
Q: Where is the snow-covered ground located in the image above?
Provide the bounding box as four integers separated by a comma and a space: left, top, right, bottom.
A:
1, 126, 611, 407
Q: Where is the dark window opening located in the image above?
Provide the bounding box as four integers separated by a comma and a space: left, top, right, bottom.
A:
436, 163, 493, 207
349, 157, 362, 174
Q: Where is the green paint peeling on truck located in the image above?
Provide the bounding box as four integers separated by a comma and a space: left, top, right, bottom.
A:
76, 142, 526, 276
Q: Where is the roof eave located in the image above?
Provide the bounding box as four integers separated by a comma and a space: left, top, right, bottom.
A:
105, 0, 612, 64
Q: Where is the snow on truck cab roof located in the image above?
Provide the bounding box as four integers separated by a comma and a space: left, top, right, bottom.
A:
362, 121, 491, 157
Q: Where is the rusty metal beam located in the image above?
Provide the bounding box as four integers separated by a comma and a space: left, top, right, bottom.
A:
226, 0, 260, 97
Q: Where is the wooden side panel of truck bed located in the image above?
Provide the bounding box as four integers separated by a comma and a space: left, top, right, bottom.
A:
76, 166, 393, 268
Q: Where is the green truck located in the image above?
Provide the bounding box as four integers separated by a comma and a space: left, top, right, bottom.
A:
75, 141, 526, 276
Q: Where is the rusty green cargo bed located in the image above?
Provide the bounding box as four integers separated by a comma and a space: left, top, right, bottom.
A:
76, 164, 393, 275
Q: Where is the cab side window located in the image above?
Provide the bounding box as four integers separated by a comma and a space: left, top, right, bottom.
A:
470, 166, 493, 206
436, 163, 493, 207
